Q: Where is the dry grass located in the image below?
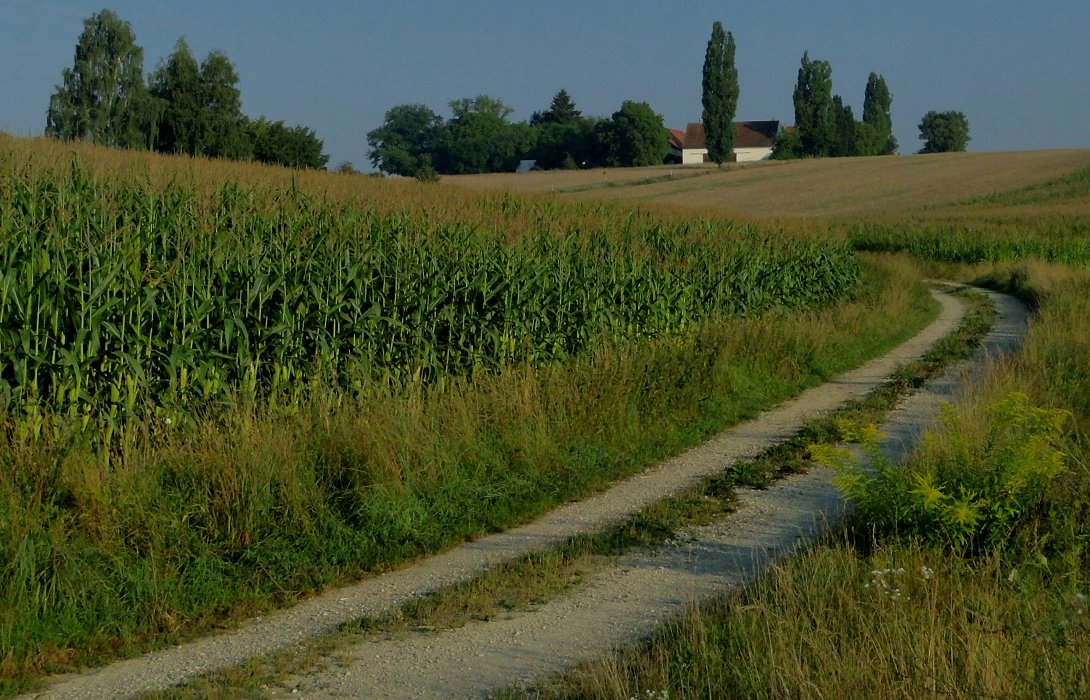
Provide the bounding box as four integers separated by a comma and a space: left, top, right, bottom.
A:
515, 266, 1090, 700
522, 543, 1090, 700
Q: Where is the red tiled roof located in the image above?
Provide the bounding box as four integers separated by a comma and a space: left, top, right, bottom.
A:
668, 128, 685, 150
680, 121, 781, 150
683, 122, 706, 149
735, 120, 780, 148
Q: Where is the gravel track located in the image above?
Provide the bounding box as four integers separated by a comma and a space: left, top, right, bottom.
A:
24, 285, 1025, 700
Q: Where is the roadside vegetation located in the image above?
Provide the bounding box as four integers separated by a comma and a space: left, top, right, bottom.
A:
140, 284, 994, 700
0, 135, 933, 695
507, 276, 1090, 697
6, 130, 1089, 698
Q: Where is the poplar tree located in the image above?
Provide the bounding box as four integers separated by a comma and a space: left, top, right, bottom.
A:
862, 72, 896, 155
831, 95, 857, 157
701, 21, 739, 165
793, 52, 835, 157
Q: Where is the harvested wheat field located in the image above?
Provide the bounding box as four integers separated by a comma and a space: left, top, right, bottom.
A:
446, 149, 1090, 219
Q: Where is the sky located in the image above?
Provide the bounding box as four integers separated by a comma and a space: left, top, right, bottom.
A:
2, 1, 1088, 169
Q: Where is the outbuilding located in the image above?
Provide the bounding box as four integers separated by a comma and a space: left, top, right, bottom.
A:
676, 120, 780, 164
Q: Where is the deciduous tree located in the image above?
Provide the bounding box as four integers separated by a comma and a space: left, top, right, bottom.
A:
701, 21, 739, 165
435, 96, 532, 174
861, 72, 896, 155
770, 127, 803, 160
149, 38, 201, 154
247, 117, 330, 169
830, 95, 858, 158
151, 39, 248, 159
533, 119, 598, 169
198, 51, 249, 159
605, 101, 668, 167
918, 111, 971, 153
366, 104, 444, 176
46, 9, 156, 148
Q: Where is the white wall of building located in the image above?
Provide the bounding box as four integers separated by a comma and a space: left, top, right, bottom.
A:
682, 146, 772, 164
734, 147, 773, 162
682, 148, 707, 165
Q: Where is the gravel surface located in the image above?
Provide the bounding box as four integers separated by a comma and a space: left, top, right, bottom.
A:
23, 286, 1025, 700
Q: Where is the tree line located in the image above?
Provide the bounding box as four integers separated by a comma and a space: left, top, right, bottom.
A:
771, 53, 897, 160
43, 11, 969, 175
45, 10, 329, 170
366, 22, 738, 179
774, 51, 969, 159
366, 90, 670, 178
370, 20, 970, 179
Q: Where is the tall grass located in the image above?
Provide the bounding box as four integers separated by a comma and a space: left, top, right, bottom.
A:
523, 267, 1090, 699
0, 256, 931, 693
849, 221, 1090, 266
525, 543, 1088, 700
0, 132, 930, 693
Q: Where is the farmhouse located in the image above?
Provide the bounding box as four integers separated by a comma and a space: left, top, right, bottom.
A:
673, 120, 780, 164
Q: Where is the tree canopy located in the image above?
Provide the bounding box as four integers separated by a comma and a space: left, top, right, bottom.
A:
918, 111, 971, 153
770, 128, 803, 160
436, 95, 532, 174
46, 9, 155, 149
198, 51, 249, 159
367, 93, 670, 174
247, 117, 330, 170
149, 38, 202, 155
830, 95, 857, 158
47, 10, 328, 169
533, 119, 599, 170
367, 104, 444, 176
605, 101, 668, 167
701, 21, 740, 165
792, 52, 835, 158
150, 40, 249, 159
861, 73, 896, 155
531, 89, 581, 126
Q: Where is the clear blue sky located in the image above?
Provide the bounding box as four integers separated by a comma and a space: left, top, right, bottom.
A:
2, 1, 1087, 168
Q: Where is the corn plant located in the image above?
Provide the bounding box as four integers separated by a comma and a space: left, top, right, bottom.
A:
0, 155, 861, 428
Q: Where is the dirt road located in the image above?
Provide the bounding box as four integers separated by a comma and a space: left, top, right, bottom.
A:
24, 285, 1026, 699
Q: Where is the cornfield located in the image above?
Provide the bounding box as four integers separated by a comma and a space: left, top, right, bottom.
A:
1, 137, 929, 690
0, 155, 861, 425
